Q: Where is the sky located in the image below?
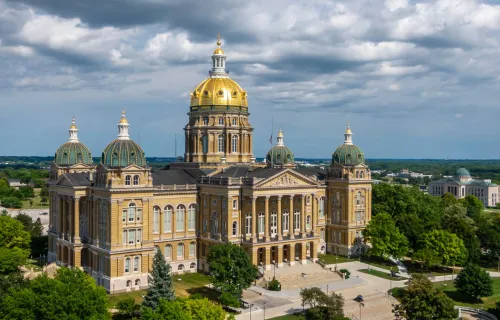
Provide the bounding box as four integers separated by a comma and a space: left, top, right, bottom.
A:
1, 0, 500, 159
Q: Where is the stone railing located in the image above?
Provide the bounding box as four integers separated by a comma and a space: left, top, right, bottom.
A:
454, 306, 497, 320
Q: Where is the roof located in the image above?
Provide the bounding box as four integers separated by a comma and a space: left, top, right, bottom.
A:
430, 178, 497, 187
102, 139, 146, 168
151, 167, 204, 186
295, 167, 327, 181
455, 168, 471, 177
210, 166, 327, 182
332, 144, 365, 165
57, 173, 92, 187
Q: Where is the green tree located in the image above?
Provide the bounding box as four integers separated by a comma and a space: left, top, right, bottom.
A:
0, 247, 29, 274
142, 298, 232, 320
441, 192, 457, 208
0, 271, 26, 305
116, 297, 140, 319
459, 195, 484, 221
19, 186, 34, 199
207, 243, 258, 296
14, 213, 43, 238
0, 215, 31, 249
0, 267, 110, 320
142, 248, 175, 310
0, 196, 22, 208
412, 248, 441, 271
418, 230, 468, 267
395, 275, 457, 320
300, 287, 348, 320
442, 204, 481, 263
454, 264, 493, 302
363, 212, 409, 259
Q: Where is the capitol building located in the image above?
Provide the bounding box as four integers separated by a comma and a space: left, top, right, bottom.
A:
47, 38, 373, 293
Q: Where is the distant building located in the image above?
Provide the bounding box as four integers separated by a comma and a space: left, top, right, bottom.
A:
7, 179, 33, 189
428, 168, 498, 207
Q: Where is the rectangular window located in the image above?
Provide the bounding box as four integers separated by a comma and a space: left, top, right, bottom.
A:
133, 257, 139, 272
188, 209, 195, 230
122, 210, 127, 223
176, 210, 184, 231
136, 229, 141, 243
153, 210, 159, 233
122, 230, 127, 245
189, 244, 195, 257
128, 207, 134, 222
124, 258, 130, 273
258, 213, 264, 234
203, 117, 208, 125
136, 208, 142, 221
128, 229, 135, 244
164, 209, 172, 232
232, 200, 238, 209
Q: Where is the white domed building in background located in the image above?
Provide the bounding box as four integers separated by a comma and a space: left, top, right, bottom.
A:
428, 167, 498, 207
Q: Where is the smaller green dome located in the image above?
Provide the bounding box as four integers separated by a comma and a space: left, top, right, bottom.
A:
266, 145, 294, 165
455, 168, 471, 177
55, 142, 93, 166
332, 144, 364, 165
102, 139, 146, 168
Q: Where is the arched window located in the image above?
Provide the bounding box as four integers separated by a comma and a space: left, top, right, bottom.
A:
218, 134, 225, 153
190, 262, 196, 269
153, 206, 160, 233
125, 175, 131, 185
124, 257, 130, 273
356, 171, 359, 178
320, 228, 325, 241
306, 215, 311, 229
165, 245, 172, 261
188, 204, 196, 230
202, 135, 208, 153
306, 196, 311, 205
177, 243, 184, 259
176, 205, 185, 231
126, 280, 132, 287
164, 206, 172, 233
133, 175, 139, 185
360, 171, 364, 178
282, 210, 289, 232
135, 279, 141, 286
189, 242, 196, 257
258, 212, 265, 234
232, 221, 237, 236
232, 199, 238, 209
356, 191, 362, 207
245, 214, 252, 235
232, 135, 238, 153
178, 264, 185, 271
218, 117, 224, 125
128, 203, 136, 222
294, 210, 300, 230
133, 256, 140, 272
211, 212, 218, 235
319, 197, 325, 218
232, 118, 237, 126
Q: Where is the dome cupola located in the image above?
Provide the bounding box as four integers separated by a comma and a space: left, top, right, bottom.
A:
102, 110, 146, 168
266, 129, 295, 167
332, 124, 365, 165
54, 117, 93, 166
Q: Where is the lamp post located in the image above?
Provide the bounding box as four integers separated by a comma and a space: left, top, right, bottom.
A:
273, 262, 276, 279
327, 284, 329, 295
263, 301, 266, 320
249, 304, 254, 320
359, 302, 364, 320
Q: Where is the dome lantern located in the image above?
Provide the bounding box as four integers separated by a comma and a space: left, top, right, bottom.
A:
117, 109, 130, 140
266, 129, 295, 167
211, 34, 227, 77
54, 116, 93, 166
68, 116, 79, 142
332, 124, 365, 165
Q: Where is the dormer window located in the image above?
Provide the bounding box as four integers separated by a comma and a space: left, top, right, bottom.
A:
218, 90, 224, 96
218, 117, 224, 126
133, 175, 139, 185
204, 90, 209, 96
232, 118, 237, 126
125, 175, 131, 186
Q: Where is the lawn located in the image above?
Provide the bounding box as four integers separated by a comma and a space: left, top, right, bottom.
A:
358, 269, 406, 281
270, 313, 305, 320
108, 273, 212, 308
389, 278, 500, 311
318, 254, 357, 265
22, 195, 49, 209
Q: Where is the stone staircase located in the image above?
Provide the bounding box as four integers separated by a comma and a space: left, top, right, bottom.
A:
264, 262, 342, 289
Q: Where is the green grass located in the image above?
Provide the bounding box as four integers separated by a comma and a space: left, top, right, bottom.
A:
21, 195, 49, 209
318, 254, 357, 265
108, 273, 212, 308
359, 269, 405, 281
270, 313, 305, 320
389, 278, 500, 311
359, 256, 397, 271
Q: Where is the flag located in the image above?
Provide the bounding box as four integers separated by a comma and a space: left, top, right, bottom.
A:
269, 134, 272, 144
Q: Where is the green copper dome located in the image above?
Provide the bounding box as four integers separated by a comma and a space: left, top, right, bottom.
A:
102, 139, 146, 168
266, 145, 294, 165
455, 168, 471, 177
55, 142, 93, 166
332, 144, 364, 165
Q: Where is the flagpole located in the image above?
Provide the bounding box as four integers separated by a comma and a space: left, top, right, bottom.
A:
271, 116, 274, 167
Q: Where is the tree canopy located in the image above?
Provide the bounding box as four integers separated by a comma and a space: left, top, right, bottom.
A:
142, 248, 175, 311
0, 214, 31, 249
418, 230, 468, 266
454, 264, 493, 301
300, 287, 349, 320
207, 243, 258, 296
141, 297, 233, 320
363, 212, 409, 259
0, 267, 110, 320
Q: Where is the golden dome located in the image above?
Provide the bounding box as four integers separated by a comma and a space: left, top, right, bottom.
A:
213, 47, 225, 55
190, 77, 248, 107
119, 109, 128, 124
69, 116, 77, 129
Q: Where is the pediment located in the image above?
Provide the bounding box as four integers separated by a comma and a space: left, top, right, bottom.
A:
68, 163, 94, 169
121, 164, 145, 171
256, 170, 319, 188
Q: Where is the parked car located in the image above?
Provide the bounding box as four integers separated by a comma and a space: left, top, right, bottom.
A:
354, 295, 364, 302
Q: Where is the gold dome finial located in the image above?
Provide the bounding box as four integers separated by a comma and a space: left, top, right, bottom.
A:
214, 34, 224, 54
277, 128, 283, 138
120, 109, 128, 124
70, 115, 77, 129
345, 122, 351, 134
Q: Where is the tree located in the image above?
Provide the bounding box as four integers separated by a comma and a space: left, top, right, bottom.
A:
459, 195, 484, 221
207, 243, 258, 296
0, 267, 110, 320
412, 249, 441, 271
442, 204, 481, 263
363, 212, 409, 259
14, 213, 43, 238
0, 215, 31, 249
0, 196, 22, 208
418, 230, 468, 267
116, 297, 140, 319
142, 248, 175, 310
141, 298, 232, 320
441, 193, 457, 208
0, 247, 29, 274
300, 287, 349, 320
454, 264, 493, 302
395, 275, 457, 320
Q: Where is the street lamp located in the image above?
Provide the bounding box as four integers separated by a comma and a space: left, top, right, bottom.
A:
327, 284, 329, 295
263, 301, 266, 320
359, 302, 364, 320
249, 303, 254, 320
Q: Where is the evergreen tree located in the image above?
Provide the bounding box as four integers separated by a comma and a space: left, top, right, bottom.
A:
142, 248, 175, 310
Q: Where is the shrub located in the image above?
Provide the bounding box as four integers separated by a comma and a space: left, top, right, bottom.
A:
339, 269, 351, 279
0, 197, 22, 208
116, 298, 139, 319
267, 277, 281, 291
219, 292, 240, 307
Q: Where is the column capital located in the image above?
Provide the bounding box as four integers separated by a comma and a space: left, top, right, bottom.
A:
117, 199, 124, 205
277, 195, 283, 200
74, 197, 81, 202
264, 196, 270, 201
